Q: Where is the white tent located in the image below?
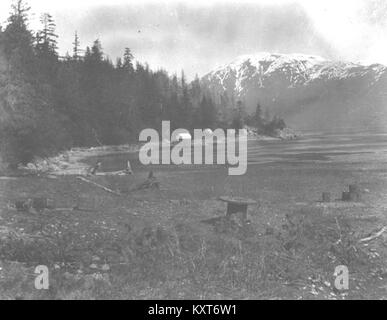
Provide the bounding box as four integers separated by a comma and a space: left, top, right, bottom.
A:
173, 132, 192, 143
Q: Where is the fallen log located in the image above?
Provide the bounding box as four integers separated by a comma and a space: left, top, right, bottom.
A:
359, 226, 387, 243
95, 170, 130, 176
52, 206, 96, 213
76, 176, 122, 196
131, 179, 160, 192
349, 214, 379, 221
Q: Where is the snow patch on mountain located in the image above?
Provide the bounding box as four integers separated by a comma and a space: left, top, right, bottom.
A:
202, 52, 387, 132
204, 52, 387, 93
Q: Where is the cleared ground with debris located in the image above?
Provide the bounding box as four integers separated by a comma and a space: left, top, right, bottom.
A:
0, 133, 387, 300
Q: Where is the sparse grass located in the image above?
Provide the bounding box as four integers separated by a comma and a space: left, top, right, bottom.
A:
0, 156, 387, 299
0, 205, 385, 300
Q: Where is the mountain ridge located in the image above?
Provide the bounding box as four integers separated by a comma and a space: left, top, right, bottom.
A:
202, 52, 387, 132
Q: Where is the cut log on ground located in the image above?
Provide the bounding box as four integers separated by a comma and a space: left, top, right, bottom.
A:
359, 226, 387, 243
350, 215, 379, 221
53, 206, 97, 212
77, 176, 122, 196
201, 216, 223, 225
132, 179, 160, 192
90, 161, 133, 176
95, 170, 130, 176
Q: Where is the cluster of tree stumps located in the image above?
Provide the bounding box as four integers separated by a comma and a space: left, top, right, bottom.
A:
321, 184, 362, 203
342, 185, 362, 202
13, 197, 55, 213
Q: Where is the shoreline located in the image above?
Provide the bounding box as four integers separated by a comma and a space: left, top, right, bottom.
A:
4, 128, 301, 177
13, 144, 142, 177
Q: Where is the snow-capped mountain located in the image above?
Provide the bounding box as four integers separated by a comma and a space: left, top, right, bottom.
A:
202, 53, 387, 132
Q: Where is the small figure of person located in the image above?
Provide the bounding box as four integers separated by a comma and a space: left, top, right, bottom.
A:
133, 170, 159, 191
89, 161, 102, 175
125, 160, 133, 175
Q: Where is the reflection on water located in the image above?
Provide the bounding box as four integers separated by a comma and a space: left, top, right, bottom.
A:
248, 133, 387, 164
87, 133, 387, 172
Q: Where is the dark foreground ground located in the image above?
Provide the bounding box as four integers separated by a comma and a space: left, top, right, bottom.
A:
0, 136, 387, 299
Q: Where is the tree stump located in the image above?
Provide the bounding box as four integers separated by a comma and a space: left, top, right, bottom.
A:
219, 196, 257, 223
349, 192, 361, 202
342, 192, 351, 201
349, 184, 361, 194
349, 184, 361, 201
32, 198, 54, 213
14, 199, 32, 212
342, 184, 362, 202
322, 192, 331, 203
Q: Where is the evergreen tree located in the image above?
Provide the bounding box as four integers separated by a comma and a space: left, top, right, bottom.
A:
90, 39, 103, 62
116, 57, 122, 69
122, 47, 134, 72
1, 1, 233, 166
0, 1, 71, 165
72, 31, 81, 60
3, 0, 34, 73
36, 13, 58, 79
36, 13, 58, 55
84, 46, 91, 59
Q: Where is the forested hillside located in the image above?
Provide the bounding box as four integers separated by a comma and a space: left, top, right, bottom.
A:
0, 0, 222, 169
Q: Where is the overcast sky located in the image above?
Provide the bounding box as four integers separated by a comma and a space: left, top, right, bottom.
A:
1, 0, 386, 79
